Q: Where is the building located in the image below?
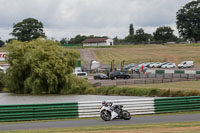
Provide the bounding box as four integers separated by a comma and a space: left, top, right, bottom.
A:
83, 38, 114, 47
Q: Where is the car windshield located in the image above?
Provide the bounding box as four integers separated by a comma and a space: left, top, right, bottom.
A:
77, 73, 86, 76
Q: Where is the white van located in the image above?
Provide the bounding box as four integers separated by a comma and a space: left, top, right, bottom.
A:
74, 72, 88, 78
90, 60, 100, 70
178, 61, 194, 68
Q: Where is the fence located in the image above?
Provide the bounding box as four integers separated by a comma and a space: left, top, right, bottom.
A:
1, 96, 200, 122
131, 73, 199, 80
92, 73, 200, 87
155, 96, 200, 113
147, 69, 200, 75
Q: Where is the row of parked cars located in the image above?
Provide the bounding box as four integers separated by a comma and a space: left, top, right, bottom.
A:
124, 61, 194, 70
93, 61, 195, 80
144, 62, 176, 68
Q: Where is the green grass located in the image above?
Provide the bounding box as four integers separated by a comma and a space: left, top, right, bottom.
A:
1, 121, 200, 133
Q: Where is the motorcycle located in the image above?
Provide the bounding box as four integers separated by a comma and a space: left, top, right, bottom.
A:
100, 101, 131, 121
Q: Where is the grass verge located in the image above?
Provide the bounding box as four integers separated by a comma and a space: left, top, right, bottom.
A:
2, 121, 200, 133
124, 80, 200, 90
85, 85, 200, 97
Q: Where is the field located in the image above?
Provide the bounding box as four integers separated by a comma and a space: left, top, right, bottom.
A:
124, 80, 200, 90
93, 44, 200, 66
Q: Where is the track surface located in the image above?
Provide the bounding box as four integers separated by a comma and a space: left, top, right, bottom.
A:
1, 114, 200, 131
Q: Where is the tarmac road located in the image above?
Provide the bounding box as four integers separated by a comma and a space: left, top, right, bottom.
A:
1, 114, 200, 131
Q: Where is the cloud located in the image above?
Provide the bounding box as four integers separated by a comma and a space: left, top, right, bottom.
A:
0, 0, 193, 41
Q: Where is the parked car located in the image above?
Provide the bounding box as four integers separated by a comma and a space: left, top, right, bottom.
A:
109, 71, 131, 80
145, 62, 154, 67
94, 73, 108, 80
149, 62, 160, 68
161, 63, 176, 68
143, 62, 152, 67
157, 62, 169, 68
178, 61, 194, 68
152, 62, 162, 68
123, 64, 137, 70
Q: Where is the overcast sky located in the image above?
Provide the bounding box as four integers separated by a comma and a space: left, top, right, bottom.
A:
0, 0, 193, 41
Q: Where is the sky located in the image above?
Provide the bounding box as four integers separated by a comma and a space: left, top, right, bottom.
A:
0, 0, 193, 41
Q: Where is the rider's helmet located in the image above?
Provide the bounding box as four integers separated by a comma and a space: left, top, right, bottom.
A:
102, 100, 106, 105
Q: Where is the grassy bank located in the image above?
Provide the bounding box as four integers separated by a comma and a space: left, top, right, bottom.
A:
92, 44, 200, 65
124, 80, 200, 90
85, 85, 200, 97
2, 121, 200, 133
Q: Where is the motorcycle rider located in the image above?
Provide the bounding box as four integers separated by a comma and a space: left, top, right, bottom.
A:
100, 100, 131, 121
102, 101, 121, 114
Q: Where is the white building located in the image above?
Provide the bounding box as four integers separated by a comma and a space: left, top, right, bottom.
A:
83, 38, 114, 47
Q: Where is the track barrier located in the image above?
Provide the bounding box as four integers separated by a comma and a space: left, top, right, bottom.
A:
1, 96, 200, 122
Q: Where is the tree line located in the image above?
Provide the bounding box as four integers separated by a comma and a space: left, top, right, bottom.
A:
121, 25, 178, 44
0, 0, 200, 45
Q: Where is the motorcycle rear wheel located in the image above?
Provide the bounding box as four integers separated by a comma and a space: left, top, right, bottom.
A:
122, 110, 131, 120
100, 110, 111, 121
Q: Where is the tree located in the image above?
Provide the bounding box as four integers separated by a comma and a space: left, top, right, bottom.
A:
68, 35, 107, 44
176, 0, 200, 43
123, 35, 135, 43
134, 28, 152, 43
113, 36, 122, 44
0, 38, 4, 47
10, 18, 46, 42
60, 38, 69, 44
129, 24, 134, 35
6, 38, 16, 43
4, 38, 90, 94
153, 26, 177, 43
69, 35, 87, 44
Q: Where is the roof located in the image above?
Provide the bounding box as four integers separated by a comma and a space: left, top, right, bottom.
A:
83, 38, 108, 43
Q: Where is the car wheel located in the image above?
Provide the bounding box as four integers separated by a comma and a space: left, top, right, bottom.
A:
114, 77, 117, 80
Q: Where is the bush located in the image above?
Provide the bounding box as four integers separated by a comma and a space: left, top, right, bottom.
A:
86, 86, 160, 97
63, 75, 92, 94
0, 71, 4, 89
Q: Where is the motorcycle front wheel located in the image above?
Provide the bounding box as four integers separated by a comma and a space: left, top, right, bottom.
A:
122, 110, 131, 120
100, 110, 111, 121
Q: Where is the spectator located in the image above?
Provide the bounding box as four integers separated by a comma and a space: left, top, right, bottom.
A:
140, 65, 144, 73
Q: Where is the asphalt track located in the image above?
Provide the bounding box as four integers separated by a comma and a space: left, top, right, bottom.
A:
1, 114, 200, 131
